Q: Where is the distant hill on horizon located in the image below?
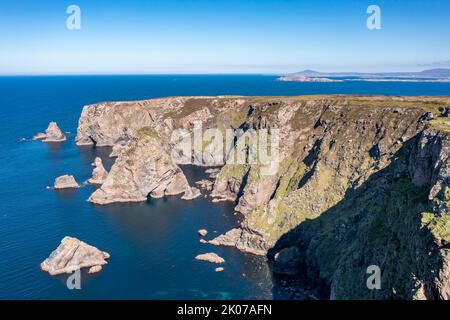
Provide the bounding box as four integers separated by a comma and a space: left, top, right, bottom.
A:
278, 68, 450, 83
287, 68, 450, 78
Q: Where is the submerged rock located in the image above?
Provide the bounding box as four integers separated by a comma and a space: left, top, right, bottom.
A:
54, 175, 80, 189
195, 253, 225, 264
40, 236, 110, 275
34, 122, 66, 142
87, 157, 108, 185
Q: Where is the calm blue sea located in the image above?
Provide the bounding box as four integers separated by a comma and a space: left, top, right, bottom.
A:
0, 75, 449, 300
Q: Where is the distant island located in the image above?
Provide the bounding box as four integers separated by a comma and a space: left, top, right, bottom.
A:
277, 68, 450, 83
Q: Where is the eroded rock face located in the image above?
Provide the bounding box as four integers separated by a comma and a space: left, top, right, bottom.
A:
88, 128, 190, 204
54, 175, 80, 189
88, 265, 103, 274
270, 246, 301, 275
40, 237, 110, 275
34, 122, 66, 142
195, 253, 225, 264
87, 157, 108, 185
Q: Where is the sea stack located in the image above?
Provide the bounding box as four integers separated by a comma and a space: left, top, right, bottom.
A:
54, 175, 80, 189
87, 157, 108, 185
40, 236, 110, 275
33, 122, 66, 142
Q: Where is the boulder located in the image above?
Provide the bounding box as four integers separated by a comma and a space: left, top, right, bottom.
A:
198, 229, 208, 236
195, 253, 225, 264
181, 187, 201, 200
88, 265, 103, 274
87, 157, 108, 185
40, 237, 110, 275
215, 267, 225, 272
54, 175, 80, 189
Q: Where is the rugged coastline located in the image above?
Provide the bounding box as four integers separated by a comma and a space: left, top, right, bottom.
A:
74, 95, 450, 299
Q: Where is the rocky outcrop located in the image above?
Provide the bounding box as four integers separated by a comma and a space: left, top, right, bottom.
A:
196, 179, 214, 191
40, 237, 110, 275
88, 128, 190, 204
181, 187, 201, 200
34, 122, 66, 142
87, 157, 108, 185
88, 265, 103, 274
54, 175, 80, 189
75, 95, 450, 299
209, 228, 267, 256
198, 229, 208, 236
195, 253, 225, 264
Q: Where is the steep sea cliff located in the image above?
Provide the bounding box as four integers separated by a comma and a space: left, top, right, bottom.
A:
75, 95, 450, 299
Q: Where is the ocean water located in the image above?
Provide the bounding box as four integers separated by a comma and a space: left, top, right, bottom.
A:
0, 75, 449, 300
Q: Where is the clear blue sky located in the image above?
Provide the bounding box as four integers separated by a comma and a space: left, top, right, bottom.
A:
1, 0, 449, 74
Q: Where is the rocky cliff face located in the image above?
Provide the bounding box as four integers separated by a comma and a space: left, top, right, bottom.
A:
89, 128, 190, 204
76, 95, 450, 299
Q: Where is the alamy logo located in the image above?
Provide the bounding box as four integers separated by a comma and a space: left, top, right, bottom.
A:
366, 265, 381, 290
66, 268, 81, 290
66, 5, 81, 30
366, 5, 381, 30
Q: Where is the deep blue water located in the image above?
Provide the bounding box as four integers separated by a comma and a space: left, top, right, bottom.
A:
0, 75, 449, 300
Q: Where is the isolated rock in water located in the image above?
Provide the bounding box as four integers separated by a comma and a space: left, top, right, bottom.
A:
195, 253, 225, 264
215, 267, 224, 272
88, 265, 103, 274
198, 229, 208, 236
54, 175, 80, 189
89, 128, 190, 204
87, 157, 108, 185
199, 239, 207, 244
34, 122, 67, 142
181, 187, 201, 200
209, 228, 267, 256
40, 236, 110, 276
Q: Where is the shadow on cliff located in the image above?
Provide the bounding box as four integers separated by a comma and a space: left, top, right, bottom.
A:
268, 135, 443, 300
